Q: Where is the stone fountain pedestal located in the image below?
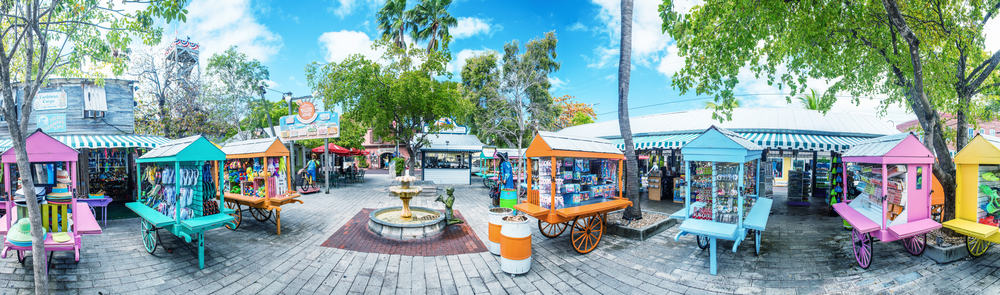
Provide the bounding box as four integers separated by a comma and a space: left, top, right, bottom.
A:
368, 173, 446, 240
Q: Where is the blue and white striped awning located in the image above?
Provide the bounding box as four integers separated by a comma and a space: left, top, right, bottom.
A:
616, 132, 874, 153
0, 134, 170, 151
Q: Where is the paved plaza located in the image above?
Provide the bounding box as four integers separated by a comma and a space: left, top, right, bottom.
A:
1, 174, 999, 294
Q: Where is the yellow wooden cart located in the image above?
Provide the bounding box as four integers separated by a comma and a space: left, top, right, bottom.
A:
514, 132, 631, 254
943, 134, 1000, 256
220, 138, 301, 235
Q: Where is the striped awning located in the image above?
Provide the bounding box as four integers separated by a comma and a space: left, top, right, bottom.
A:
0, 134, 170, 151
616, 132, 874, 153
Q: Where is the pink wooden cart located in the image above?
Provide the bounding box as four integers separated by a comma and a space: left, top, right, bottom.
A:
832, 133, 940, 269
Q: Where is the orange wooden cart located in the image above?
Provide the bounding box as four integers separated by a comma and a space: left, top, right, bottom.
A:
513, 132, 632, 254
220, 138, 302, 235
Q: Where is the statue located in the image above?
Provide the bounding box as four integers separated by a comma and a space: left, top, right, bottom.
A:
435, 187, 463, 225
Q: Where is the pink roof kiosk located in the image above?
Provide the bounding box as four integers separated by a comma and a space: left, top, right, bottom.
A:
832, 133, 941, 269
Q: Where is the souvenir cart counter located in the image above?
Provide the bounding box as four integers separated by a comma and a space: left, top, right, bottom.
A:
125, 136, 234, 269
0, 130, 102, 270
221, 138, 301, 235
513, 132, 631, 254
943, 134, 1000, 257
833, 133, 939, 269
670, 126, 773, 275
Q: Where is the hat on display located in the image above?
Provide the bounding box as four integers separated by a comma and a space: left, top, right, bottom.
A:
47, 184, 72, 202
56, 170, 71, 184
13, 187, 46, 206
5, 219, 46, 246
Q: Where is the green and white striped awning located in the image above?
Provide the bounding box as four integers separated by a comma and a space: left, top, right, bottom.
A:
0, 134, 170, 151
616, 132, 875, 153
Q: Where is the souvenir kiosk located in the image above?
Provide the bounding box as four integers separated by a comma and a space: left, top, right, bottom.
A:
513, 132, 631, 254
670, 126, 773, 275
125, 135, 234, 269
221, 138, 302, 235
943, 134, 1000, 257
833, 133, 940, 269
0, 130, 102, 269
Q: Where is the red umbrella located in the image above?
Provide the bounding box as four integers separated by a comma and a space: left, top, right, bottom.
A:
312, 143, 349, 155
349, 148, 362, 156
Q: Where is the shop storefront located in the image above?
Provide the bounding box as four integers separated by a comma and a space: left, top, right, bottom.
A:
419, 132, 483, 185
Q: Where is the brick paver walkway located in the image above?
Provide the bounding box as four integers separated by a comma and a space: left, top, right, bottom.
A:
1, 174, 998, 294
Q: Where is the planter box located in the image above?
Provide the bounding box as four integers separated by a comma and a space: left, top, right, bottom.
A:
925, 243, 968, 264
606, 211, 677, 241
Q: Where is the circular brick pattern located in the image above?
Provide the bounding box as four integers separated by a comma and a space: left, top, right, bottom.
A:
0, 174, 996, 294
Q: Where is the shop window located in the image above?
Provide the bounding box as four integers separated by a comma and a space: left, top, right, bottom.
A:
422, 152, 470, 169
916, 166, 923, 190
970, 129, 975, 137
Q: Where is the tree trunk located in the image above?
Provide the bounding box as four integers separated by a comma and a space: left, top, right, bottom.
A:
158, 93, 169, 137
404, 144, 417, 177
955, 100, 969, 149
427, 23, 439, 53
618, 0, 642, 220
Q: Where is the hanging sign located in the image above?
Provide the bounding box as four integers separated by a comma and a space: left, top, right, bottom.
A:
279, 100, 339, 141
36, 113, 67, 132
34, 90, 67, 110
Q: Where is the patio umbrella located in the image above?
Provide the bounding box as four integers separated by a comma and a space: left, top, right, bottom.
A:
349, 148, 362, 156
312, 143, 350, 155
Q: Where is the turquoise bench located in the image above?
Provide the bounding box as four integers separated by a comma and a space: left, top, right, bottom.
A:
675, 218, 740, 275
744, 197, 773, 255
125, 202, 176, 228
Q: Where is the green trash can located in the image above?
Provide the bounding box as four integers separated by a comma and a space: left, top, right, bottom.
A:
500, 189, 517, 209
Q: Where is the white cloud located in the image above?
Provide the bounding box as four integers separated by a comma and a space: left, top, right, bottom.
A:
568, 22, 588, 32
986, 18, 1000, 52
549, 76, 568, 92
165, 0, 283, 63
590, 0, 683, 66
448, 48, 496, 74
331, 0, 357, 18
318, 31, 382, 63
453, 17, 493, 39
656, 44, 684, 76
587, 47, 619, 69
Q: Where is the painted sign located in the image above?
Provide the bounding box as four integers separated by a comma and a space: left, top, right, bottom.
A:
34, 90, 67, 110
36, 113, 67, 133
279, 108, 339, 141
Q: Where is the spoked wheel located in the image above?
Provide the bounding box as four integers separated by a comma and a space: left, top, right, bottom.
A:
696, 235, 709, 249
903, 234, 926, 256
538, 220, 568, 238
141, 219, 158, 254
570, 214, 605, 254
250, 208, 272, 222
224, 201, 242, 230
851, 228, 873, 269
967, 236, 992, 257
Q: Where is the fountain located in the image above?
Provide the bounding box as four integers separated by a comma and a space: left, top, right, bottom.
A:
369, 171, 446, 240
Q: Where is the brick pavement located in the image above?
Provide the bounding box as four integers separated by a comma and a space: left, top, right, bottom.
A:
320, 209, 486, 256
0, 174, 998, 294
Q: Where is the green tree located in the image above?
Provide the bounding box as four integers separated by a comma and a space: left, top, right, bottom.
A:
570, 112, 595, 126
408, 0, 457, 53
377, 0, 410, 49
307, 41, 470, 175
206, 46, 271, 135
618, 0, 641, 220
0, 1, 187, 293
659, 0, 1000, 222
798, 89, 835, 114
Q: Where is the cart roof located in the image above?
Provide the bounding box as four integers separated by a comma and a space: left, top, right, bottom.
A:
681, 126, 762, 163
222, 138, 289, 158
138, 135, 225, 163
842, 133, 934, 164
955, 134, 1000, 164
1, 129, 79, 163
525, 132, 624, 160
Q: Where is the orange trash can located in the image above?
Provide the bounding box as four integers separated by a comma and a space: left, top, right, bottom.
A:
488, 207, 513, 255
500, 215, 532, 275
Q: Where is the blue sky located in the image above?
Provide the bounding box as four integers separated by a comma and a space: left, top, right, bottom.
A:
146, 0, 1000, 125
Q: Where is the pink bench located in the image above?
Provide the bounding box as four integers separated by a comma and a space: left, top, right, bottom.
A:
833, 203, 880, 234
888, 218, 940, 239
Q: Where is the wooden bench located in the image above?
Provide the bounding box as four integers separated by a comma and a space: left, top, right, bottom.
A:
832, 202, 881, 234
675, 218, 740, 275
743, 197, 773, 256
888, 218, 941, 239
943, 219, 1000, 240
125, 202, 176, 228
180, 213, 235, 233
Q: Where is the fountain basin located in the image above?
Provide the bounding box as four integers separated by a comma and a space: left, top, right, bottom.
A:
368, 206, 446, 240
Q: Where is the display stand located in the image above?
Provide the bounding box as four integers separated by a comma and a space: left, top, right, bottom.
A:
0, 130, 102, 270
513, 132, 631, 254
125, 136, 234, 269
670, 126, 773, 275
647, 169, 662, 201
833, 133, 939, 269
221, 138, 302, 235
943, 134, 1000, 257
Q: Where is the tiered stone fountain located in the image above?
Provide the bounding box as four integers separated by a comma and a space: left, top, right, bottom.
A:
368, 171, 446, 240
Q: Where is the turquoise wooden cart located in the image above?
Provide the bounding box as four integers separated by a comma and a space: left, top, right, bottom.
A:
125, 136, 234, 269
670, 126, 774, 275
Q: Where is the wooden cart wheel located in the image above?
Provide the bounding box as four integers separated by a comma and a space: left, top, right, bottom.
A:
224, 201, 242, 230
570, 214, 605, 254
851, 228, 873, 269
903, 234, 926, 256
967, 236, 991, 257
538, 220, 568, 238
696, 235, 709, 250
141, 219, 158, 254
250, 207, 272, 222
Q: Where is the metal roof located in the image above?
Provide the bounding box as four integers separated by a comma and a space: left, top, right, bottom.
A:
537, 131, 623, 155
842, 133, 911, 157
421, 133, 484, 152
139, 135, 202, 159
557, 108, 900, 139
712, 126, 763, 151
222, 138, 286, 156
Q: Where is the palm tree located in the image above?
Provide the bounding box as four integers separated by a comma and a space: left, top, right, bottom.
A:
618, 0, 642, 220
798, 89, 835, 113
377, 0, 409, 49
408, 0, 457, 53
